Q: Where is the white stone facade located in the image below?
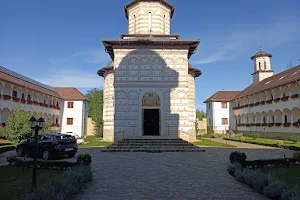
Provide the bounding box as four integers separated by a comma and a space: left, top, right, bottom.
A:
127, 2, 171, 35
206, 102, 230, 133
61, 100, 89, 138
102, 49, 197, 142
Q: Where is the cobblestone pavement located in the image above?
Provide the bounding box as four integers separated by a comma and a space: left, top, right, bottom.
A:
76, 147, 293, 200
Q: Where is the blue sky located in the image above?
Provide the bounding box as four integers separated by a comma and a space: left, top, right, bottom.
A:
1, 0, 300, 111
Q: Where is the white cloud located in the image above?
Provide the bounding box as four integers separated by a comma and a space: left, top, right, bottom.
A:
193, 19, 300, 65
36, 69, 103, 88
69, 48, 110, 64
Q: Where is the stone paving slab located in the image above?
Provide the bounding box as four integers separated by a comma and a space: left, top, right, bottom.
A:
75, 147, 293, 200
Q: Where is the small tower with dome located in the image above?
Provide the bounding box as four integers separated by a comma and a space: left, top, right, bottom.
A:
251, 45, 274, 83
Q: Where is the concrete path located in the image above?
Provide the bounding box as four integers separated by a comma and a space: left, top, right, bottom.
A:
205, 138, 277, 149
76, 147, 293, 200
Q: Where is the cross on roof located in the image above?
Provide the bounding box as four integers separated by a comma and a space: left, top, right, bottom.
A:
259, 44, 262, 51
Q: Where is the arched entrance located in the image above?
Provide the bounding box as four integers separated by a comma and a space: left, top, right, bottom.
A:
142, 92, 160, 136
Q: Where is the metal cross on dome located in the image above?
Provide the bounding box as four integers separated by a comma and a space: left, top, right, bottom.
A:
259, 44, 262, 51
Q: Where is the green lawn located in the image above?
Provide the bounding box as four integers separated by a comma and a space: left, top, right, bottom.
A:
262, 165, 300, 187
230, 136, 300, 147
193, 138, 236, 147
0, 166, 61, 200
79, 136, 112, 147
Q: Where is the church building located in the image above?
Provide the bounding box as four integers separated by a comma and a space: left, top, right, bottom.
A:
98, 0, 201, 142
228, 48, 300, 138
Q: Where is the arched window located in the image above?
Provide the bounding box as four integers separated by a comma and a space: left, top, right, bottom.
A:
253, 116, 255, 123
148, 12, 152, 33
284, 115, 288, 123
21, 93, 25, 99
272, 116, 275, 123
259, 62, 261, 70
271, 94, 273, 100
264, 61, 267, 69
12, 91, 17, 98
263, 117, 266, 124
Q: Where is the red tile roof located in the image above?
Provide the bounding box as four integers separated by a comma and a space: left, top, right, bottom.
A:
54, 88, 87, 101
204, 91, 241, 103
233, 65, 300, 99
0, 70, 61, 98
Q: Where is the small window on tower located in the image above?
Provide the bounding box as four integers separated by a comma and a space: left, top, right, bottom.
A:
68, 102, 74, 108
221, 102, 227, 108
259, 62, 261, 70
264, 61, 267, 69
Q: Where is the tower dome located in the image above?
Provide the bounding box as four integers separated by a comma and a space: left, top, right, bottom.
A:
124, 0, 175, 35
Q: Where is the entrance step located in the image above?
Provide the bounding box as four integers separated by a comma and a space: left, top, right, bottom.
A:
101, 136, 205, 153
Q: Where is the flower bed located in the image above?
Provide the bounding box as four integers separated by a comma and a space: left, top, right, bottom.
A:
267, 123, 274, 127
274, 98, 280, 102
283, 122, 291, 127
281, 96, 290, 101
266, 100, 273, 104
260, 101, 266, 105
291, 94, 299, 99
3, 95, 12, 100
12, 97, 20, 102
21, 99, 26, 104
275, 123, 282, 126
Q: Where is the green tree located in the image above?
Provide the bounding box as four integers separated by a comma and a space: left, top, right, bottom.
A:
85, 88, 104, 137
196, 109, 206, 120
4, 106, 32, 142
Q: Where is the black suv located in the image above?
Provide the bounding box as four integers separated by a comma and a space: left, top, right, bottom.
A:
16, 133, 78, 160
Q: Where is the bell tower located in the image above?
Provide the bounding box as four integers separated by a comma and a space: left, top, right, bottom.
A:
251, 45, 274, 83
125, 0, 175, 35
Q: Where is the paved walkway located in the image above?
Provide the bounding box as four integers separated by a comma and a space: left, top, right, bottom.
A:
204, 138, 277, 149
76, 147, 293, 200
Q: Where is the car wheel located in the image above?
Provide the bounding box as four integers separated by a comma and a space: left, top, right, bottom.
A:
42, 150, 51, 160
68, 153, 76, 158
16, 147, 25, 157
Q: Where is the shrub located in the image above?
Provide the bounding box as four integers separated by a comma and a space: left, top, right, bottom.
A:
277, 140, 284, 147
24, 167, 93, 200
289, 136, 300, 143
227, 163, 242, 176
76, 153, 92, 166
263, 179, 289, 199
212, 133, 219, 138
281, 187, 300, 200
240, 136, 246, 142
207, 126, 213, 134
250, 132, 259, 139
229, 151, 247, 165
293, 151, 300, 162
6, 155, 17, 165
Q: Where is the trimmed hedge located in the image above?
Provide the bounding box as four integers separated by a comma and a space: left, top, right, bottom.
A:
224, 138, 300, 151
24, 166, 93, 200
0, 145, 15, 154
228, 163, 300, 200
7, 153, 92, 170
246, 158, 297, 169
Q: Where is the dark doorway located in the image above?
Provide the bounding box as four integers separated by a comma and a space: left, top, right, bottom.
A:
143, 109, 160, 136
